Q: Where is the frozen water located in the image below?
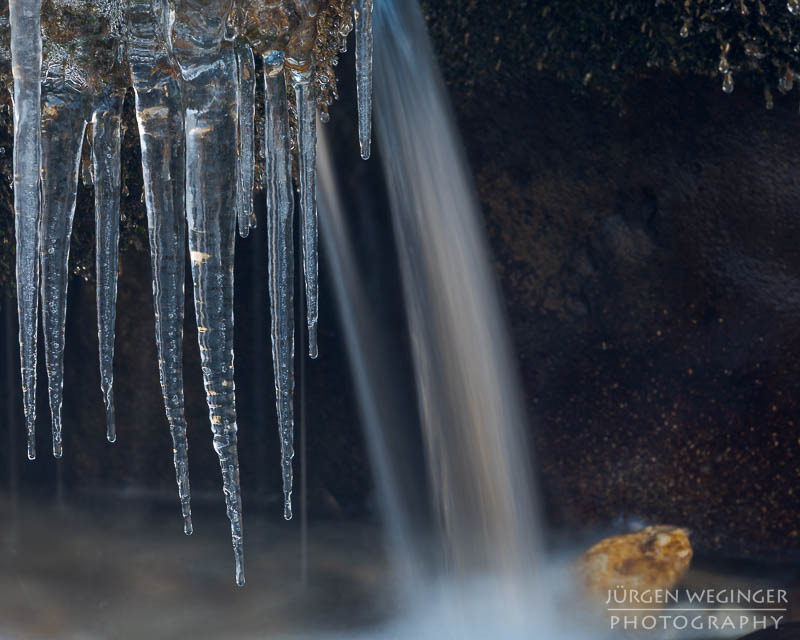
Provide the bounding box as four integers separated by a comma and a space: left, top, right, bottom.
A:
264, 50, 297, 523
288, 63, 319, 359
169, 0, 245, 586
91, 86, 125, 444
128, 0, 193, 535
235, 40, 256, 238
9, 0, 42, 460
354, 0, 373, 160
7, 0, 375, 587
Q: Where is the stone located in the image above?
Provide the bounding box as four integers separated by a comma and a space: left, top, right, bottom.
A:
577, 525, 693, 606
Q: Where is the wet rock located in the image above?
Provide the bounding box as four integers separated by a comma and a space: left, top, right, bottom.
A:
578, 525, 693, 605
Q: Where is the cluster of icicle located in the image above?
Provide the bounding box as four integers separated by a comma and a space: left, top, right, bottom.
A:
7, 0, 373, 586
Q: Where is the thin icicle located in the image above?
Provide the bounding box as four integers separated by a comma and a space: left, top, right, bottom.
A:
92, 87, 124, 444
38, 82, 90, 458
235, 40, 256, 237
169, 0, 245, 586
287, 62, 319, 359
264, 50, 296, 521
9, 0, 42, 460
354, 0, 374, 160
128, 0, 193, 535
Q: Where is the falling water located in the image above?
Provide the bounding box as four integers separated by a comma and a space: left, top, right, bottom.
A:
318, 128, 422, 597
311, 2, 600, 636
373, 0, 540, 580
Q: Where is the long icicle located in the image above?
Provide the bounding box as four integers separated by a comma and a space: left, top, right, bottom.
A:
287, 61, 319, 359
264, 50, 296, 521
171, 4, 245, 583
128, 0, 193, 534
91, 87, 124, 444
354, 0, 373, 160
9, 0, 42, 460
235, 40, 256, 237
38, 83, 90, 458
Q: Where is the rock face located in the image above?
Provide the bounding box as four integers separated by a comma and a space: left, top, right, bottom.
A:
452, 71, 800, 562
578, 526, 693, 603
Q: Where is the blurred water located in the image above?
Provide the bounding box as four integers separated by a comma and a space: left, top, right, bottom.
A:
313, 0, 569, 635
318, 129, 421, 598
372, 0, 540, 581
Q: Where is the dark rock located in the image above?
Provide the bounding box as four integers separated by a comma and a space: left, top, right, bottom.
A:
455, 71, 800, 562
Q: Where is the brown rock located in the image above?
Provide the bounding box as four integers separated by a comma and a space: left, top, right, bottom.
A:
578, 525, 693, 607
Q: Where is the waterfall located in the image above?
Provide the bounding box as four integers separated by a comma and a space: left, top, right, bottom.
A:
312, 2, 601, 637
373, 0, 541, 579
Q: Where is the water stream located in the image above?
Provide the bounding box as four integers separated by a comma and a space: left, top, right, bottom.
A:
312, 2, 595, 636
373, 0, 540, 580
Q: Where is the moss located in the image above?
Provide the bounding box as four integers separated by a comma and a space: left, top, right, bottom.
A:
422, 0, 800, 109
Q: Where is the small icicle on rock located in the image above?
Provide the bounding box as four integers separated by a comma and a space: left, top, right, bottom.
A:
38, 79, 89, 458
289, 61, 319, 362
235, 39, 256, 238
263, 49, 297, 523
37, 0, 124, 457
354, 0, 373, 159
8, 0, 43, 460
92, 86, 125, 444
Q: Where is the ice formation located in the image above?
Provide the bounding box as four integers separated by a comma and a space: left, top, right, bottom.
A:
263, 49, 297, 523
354, 0, 373, 160
5, 0, 373, 585
8, 0, 42, 461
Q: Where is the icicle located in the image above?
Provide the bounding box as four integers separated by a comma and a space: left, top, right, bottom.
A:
38, 83, 90, 458
287, 61, 319, 359
9, 0, 42, 460
170, 1, 245, 585
91, 87, 125, 444
354, 0, 374, 160
235, 40, 256, 237
264, 50, 296, 521
128, 0, 193, 535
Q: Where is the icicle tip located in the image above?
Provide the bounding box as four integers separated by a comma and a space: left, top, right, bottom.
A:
284, 496, 293, 521
106, 410, 116, 443
308, 323, 318, 359
234, 545, 245, 587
